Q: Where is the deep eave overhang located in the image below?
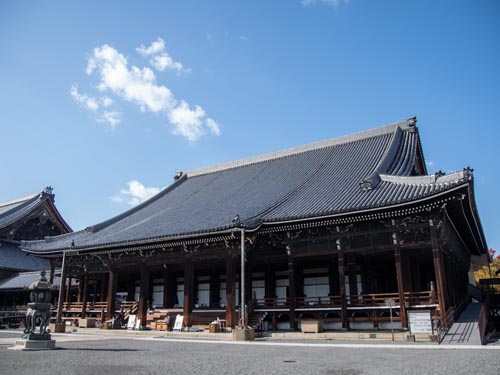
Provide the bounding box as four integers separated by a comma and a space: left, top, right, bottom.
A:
22, 182, 477, 258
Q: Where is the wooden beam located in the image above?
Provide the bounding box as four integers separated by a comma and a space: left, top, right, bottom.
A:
393, 236, 407, 329
337, 239, 349, 330
431, 220, 448, 328
225, 252, 235, 328
288, 254, 296, 330
106, 270, 117, 320
81, 276, 88, 318
138, 265, 150, 328
183, 260, 194, 328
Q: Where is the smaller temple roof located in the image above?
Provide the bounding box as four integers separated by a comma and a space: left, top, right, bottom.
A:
0, 240, 50, 272
0, 187, 72, 238
0, 271, 61, 291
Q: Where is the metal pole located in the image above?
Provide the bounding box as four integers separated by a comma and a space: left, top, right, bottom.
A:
56, 251, 67, 324
390, 305, 394, 341
240, 229, 245, 328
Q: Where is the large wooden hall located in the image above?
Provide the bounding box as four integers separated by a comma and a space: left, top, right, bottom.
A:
21, 117, 488, 334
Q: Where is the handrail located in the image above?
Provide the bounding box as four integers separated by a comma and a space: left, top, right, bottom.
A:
478, 294, 490, 345
252, 291, 434, 309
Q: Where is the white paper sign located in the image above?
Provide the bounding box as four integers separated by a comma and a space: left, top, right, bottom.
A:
127, 314, 137, 330
173, 314, 183, 331
408, 310, 433, 334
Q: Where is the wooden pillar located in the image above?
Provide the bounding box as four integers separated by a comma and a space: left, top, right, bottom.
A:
81, 276, 89, 318
106, 270, 118, 320
65, 277, 72, 303
393, 234, 407, 329
225, 252, 236, 327
183, 260, 194, 328
138, 265, 150, 328
431, 220, 448, 327
288, 253, 296, 330
337, 239, 349, 330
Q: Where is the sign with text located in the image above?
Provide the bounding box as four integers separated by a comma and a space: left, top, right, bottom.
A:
173, 314, 183, 331
408, 310, 433, 334
127, 314, 137, 330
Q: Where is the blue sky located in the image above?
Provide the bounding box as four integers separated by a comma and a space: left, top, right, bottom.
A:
1, 0, 499, 252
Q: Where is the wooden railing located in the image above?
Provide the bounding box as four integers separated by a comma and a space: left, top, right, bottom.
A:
478, 294, 490, 345
120, 302, 138, 321
253, 291, 435, 310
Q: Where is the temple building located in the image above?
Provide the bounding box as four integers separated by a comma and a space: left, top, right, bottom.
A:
0, 187, 71, 306
21, 118, 488, 333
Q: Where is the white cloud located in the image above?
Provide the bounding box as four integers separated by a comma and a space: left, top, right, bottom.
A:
70, 85, 121, 128
426, 160, 434, 168
205, 118, 221, 136
302, 0, 349, 8
136, 38, 165, 57
151, 54, 191, 75
136, 38, 190, 75
98, 111, 121, 127
87, 44, 175, 113
101, 96, 113, 107
73, 39, 220, 142
168, 101, 220, 142
70, 85, 99, 111
111, 180, 162, 206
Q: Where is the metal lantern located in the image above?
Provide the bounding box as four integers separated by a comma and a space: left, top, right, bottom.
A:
23, 270, 53, 340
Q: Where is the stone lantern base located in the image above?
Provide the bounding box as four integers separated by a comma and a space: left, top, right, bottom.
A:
9, 339, 56, 351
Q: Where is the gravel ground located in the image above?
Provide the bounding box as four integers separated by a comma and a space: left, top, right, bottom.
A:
0, 331, 499, 375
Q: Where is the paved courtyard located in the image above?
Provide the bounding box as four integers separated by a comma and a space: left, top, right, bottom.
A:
0, 330, 499, 375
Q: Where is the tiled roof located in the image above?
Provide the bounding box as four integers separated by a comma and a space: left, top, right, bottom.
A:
0, 192, 43, 231
0, 271, 61, 291
0, 240, 50, 271
0, 187, 71, 234
22, 118, 475, 253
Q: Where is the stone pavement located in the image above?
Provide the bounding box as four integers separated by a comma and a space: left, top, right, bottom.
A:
1, 329, 500, 375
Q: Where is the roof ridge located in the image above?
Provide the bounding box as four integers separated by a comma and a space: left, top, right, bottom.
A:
0, 192, 39, 209
187, 118, 414, 178
379, 168, 474, 185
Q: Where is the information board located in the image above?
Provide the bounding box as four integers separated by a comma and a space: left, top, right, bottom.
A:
408, 310, 433, 334
127, 314, 137, 330
173, 314, 183, 331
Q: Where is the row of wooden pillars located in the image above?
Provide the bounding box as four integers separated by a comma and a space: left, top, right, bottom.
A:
54, 228, 453, 330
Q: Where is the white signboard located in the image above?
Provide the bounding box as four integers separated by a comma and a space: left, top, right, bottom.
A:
408, 310, 433, 334
127, 314, 137, 330
173, 314, 183, 331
